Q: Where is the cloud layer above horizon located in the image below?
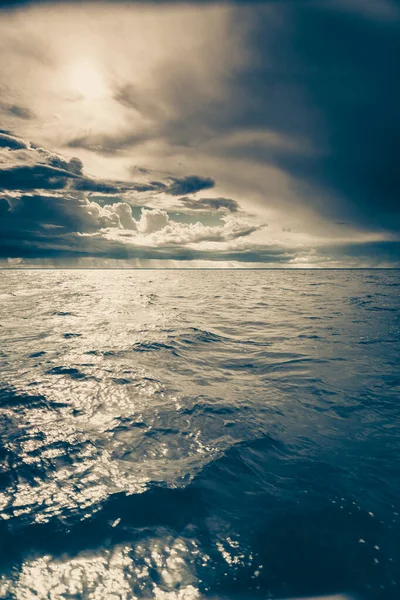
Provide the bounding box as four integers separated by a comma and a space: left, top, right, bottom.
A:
0, 0, 399, 267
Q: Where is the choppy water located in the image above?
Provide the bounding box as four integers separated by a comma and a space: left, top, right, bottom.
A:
0, 270, 399, 600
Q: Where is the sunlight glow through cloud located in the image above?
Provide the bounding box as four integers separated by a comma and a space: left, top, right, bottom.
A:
65, 59, 109, 101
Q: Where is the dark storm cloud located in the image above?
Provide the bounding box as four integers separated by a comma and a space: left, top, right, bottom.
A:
99, 0, 400, 233
73, 179, 121, 194
1, 193, 103, 233
165, 175, 215, 196
0, 132, 28, 150
0, 164, 80, 191
226, 0, 400, 231
179, 196, 240, 213
0, 162, 132, 195
0, 224, 296, 264
0, 197, 9, 216
292, 3, 400, 230
0, 133, 159, 195
132, 182, 165, 192
0, 132, 219, 203
8, 226, 398, 267
0, 135, 88, 190
319, 240, 400, 265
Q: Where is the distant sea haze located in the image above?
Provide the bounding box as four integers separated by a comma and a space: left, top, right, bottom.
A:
0, 270, 399, 599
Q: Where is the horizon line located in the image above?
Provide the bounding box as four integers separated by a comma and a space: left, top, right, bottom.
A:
1, 267, 400, 271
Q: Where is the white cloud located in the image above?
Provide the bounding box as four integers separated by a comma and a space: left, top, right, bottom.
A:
103, 202, 138, 231
137, 208, 169, 234
141, 217, 262, 246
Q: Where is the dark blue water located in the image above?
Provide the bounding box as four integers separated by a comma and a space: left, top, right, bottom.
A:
0, 270, 399, 600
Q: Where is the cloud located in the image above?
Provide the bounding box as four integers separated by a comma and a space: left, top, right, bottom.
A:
1, 193, 131, 233
226, 1, 400, 231
0, 160, 128, 195
179, 196, 240, 213
67, 131, 154, 155
0, 132, 28, 150
0, 102, 35, 120
0, 222, 292, 265
110, 202, 138, 231
145, 218, 261, 245
113, 82, 166, 120
0, 132, 218, 202
1, 1, 399, 266
63, 157, 83, 175
0, 164, 80, 191
318, 240, 400, 266
164, 175, 215, 196
59, 1, 400, 234
2, 128, 397, 267
0, 135, 264, 263
72, 179, 120, 194
0, 190, 263, 261
132, 182, 162, 192
0, 135, 89, 191
137, 208, 169, 234
3, 225, 400, 268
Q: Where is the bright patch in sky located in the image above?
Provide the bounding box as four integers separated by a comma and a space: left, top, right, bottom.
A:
66, 59, 108, 101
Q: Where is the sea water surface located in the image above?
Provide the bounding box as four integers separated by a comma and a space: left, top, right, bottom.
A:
0, 269, 399, 600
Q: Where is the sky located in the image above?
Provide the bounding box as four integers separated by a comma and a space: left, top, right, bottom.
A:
0, 0, 399, 268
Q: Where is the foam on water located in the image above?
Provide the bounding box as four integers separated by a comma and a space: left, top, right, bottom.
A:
0, 270, 399, 599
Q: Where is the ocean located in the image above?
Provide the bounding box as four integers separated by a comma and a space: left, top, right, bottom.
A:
0, 269, 399, 600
